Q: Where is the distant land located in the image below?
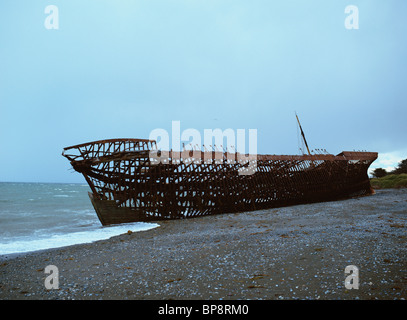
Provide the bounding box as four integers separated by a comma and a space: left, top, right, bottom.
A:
371, 174, 407, 189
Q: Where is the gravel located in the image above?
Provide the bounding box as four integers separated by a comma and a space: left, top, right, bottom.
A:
0, 189, 406, 300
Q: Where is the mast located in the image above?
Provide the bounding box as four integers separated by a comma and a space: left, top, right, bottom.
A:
295, 113, 311, 155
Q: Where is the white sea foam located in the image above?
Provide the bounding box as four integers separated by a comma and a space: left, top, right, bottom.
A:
0, 222, 159, 255
0, 182, 161, 256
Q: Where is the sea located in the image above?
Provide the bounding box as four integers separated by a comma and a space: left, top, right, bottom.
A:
0, 182, 159, 256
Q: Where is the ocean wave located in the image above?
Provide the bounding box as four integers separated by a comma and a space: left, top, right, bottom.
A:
0, 222, 159, 255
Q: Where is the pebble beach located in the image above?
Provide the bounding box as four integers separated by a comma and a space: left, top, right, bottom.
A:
0, 189, 406, 300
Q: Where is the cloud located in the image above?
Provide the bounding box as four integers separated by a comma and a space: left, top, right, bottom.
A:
369, 148, 407, 174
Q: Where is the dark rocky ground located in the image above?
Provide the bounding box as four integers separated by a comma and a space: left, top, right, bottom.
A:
1, 189, 406, 301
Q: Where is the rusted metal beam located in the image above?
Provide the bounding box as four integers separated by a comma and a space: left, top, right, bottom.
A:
63, 138, 378, 225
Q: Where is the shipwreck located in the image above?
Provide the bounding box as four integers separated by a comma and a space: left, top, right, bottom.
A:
62, 120, 377, 226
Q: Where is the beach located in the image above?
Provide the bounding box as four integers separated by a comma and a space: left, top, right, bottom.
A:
0, 189, 406, 300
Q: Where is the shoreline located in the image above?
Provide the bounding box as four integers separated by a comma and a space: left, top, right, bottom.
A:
0, 189, 406, 300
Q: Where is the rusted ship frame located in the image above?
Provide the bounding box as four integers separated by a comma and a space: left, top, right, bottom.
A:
62, 138, 377, 226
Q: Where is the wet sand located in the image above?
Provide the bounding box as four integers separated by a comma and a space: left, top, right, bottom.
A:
0, 189, 406, 300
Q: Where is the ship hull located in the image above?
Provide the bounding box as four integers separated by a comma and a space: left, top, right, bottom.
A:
63, 139, 377, 226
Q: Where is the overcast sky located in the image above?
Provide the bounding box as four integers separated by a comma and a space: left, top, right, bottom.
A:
1, 0, 406, 183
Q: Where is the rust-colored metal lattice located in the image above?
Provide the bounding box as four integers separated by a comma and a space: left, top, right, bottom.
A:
63, 138, 377, 225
